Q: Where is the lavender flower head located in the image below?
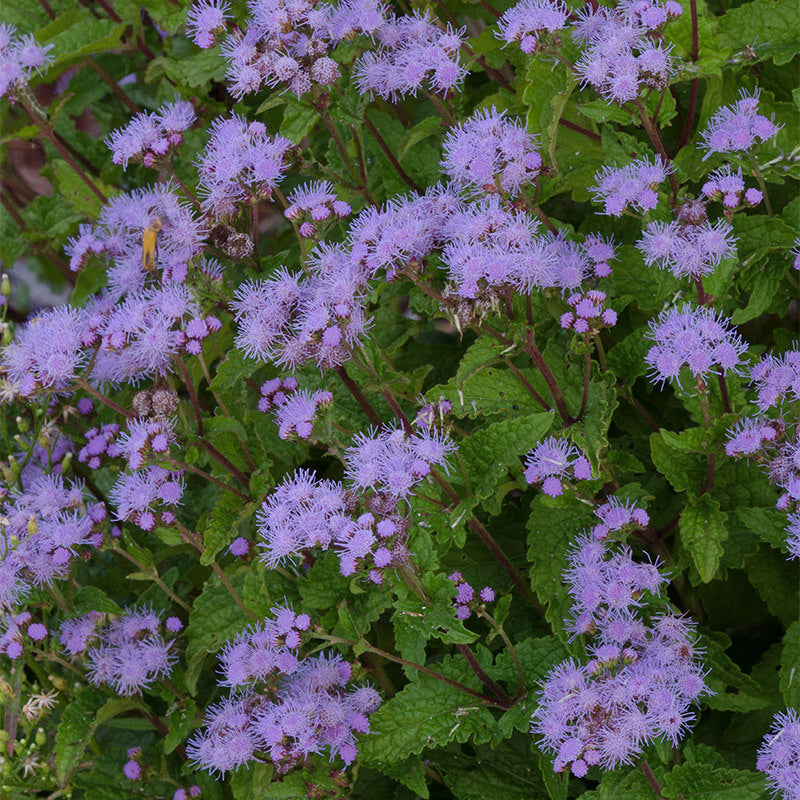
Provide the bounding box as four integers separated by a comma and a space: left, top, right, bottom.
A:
86, 606, 176, 696
590, 496, 650, 540
196, 115, 292, 219
497, 0, 569, 54
572, 0, 681, 105
645, 305, 747, 385
534, 536, 708, 777
750, 350, 800, 411
591, 156, 673, 216
637, 219, 736, 279
109, 466, 184, 531
1, 305, 88, 398
441, 108, 543, 195
106, 99, 196, 169
757, 709, 800, 799
700, 90, 782, 160
0, 23, 54, 100
344, 425, 455, 498
66, 183, 205, 287
257, 469, 349, 567
702, 165, 762, 209
284, 180, 351, 237
0, 474, 105, 611
186, 0, 231, 48
353, 12, 465, 100
524, 437, 592, 497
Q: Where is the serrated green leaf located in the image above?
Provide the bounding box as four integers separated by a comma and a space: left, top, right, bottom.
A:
680, 494, 729, 583
526, 495, 595, 639
661, 762, 768, 799
650, 431, 708, 493
360, 670, 495, 762
718, 0, 800, 65
185, 574, 248, 694
55, 688, 107, 784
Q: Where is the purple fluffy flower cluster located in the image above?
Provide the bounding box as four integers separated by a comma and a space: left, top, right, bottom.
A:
257, 375, 298, 412
590, 496, 650, 541
284, 181, 351, 238
78, 424, 122, 470
751, 351, 800, 411
524, 437, 592, 497
218, 0, 386, 97
1, 306, 88, 398
591, 157, 672, 215
496, 0, 569, 54
723, 351, 800, 523
440, 202, 611, 299
117, 417, 176, 469
84, 285, 216, 385
0, 23, 53, 101
106, 99, 196, 169
345, 426, 455, 498
196, 115, 293, 219
0, 475, 105, 613
58, 610, 104, 655
232, 251, 371, 370
699, 90, 782, 159
560, 290, 617, 333
441, 108, 543, 195
644, 305, 746, 385
572, 0, 682, 104
1, 611, 48, 658
67, 184, 205, 288
187, 606, 381, 774
186, 0, 231, 48
219, 604, 310, 687
109, 466, 184, 531
447, 572, 495, 620
257, 469, 410, 581
757, 709, 800, 799
701, 166, 762, 209
85, 606, 176, 696
637, 218, 736, 278
346, 186, 457, 280
273, 388, 333, 440
354, 12, 465, 100
533, 536, 708, 776
257, 469, 349, 566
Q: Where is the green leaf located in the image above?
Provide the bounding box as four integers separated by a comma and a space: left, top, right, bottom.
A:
735, 506, 788, 552
780, 621, 800, 708
661, 763, 767, 799
456, 412, 554, 508
230, 763, 274, 799
702, 631, 769, 711
679, 494, 729, 583
527, 495, 595, 639
392, 574, 478, 672
745, 545, 798, 625
400, 116, 443, 159
360, 666, 496, 762
50, 159, 115, 217
164, 700, 197, 755
650, 431, 708, 493
37, 11, 127, 71
55, 689, 108, 784
185, 574, 248, 694
201, 491, 252, 565
434, 736, 547, 800
718, 0, 800, 65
